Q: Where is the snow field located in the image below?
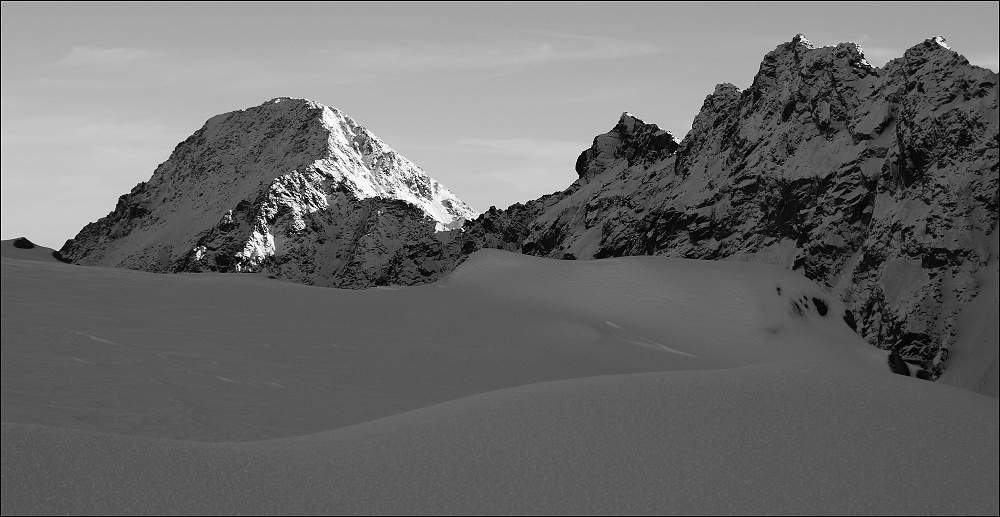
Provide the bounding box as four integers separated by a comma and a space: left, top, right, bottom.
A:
1, 241, 997, 514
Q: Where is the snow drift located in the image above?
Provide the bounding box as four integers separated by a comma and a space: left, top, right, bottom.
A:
2, 243, 996, 514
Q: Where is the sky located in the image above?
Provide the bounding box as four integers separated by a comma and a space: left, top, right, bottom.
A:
2, 2, 998, 249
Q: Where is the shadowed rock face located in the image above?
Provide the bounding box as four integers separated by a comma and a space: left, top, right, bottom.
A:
459, 36, 999, 379
59, 98, 477, 289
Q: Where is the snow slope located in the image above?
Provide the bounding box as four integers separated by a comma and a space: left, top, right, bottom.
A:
2, 249, 996, 514
939, 230, 1000, 397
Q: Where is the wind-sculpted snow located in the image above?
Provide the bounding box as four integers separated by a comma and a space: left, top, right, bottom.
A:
1, 248, 890, 439
3, 366, 998, 515
2, 249, 997, 514
58, 97, 477, 288
461, 36, 999, 383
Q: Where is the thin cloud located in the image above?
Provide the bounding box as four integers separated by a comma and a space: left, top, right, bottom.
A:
17, 46, 365, 92
0, 114, 179, 146
314, 34, 662, 74
54, 46, 170, 68
20, 33, 662, 94
551, 80, 659, 105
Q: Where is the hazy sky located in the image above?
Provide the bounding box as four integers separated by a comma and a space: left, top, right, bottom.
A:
2, 2, 998, 248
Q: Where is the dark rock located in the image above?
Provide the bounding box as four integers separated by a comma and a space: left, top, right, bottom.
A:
812, 297, 829, 316
887, 349, 911, 376
843, 310, 858, 332
12, 237, 35, 249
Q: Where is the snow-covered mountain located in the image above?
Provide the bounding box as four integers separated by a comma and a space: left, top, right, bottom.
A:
55, 36, 995, 383
460, 36, 999, 381
59, 97, 477, 288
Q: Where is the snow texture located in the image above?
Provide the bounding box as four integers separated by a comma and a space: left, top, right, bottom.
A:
2, 244, 997, 514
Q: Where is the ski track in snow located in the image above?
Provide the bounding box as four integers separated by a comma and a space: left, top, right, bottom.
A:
74, 331, 118, 345
605, 320, 698, 357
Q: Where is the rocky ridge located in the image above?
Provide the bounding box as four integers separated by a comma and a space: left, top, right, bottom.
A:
460, 35, 999, 379
60, 98, 477, 288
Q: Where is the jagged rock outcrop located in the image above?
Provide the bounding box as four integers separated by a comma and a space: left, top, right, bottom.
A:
460, 35, 998, 379
59, 97, 477, 288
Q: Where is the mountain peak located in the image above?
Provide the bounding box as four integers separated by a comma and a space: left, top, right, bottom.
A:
617, 112, 643, 133
791, 33, 815, 49
574, 112, 678, 181
265, 96, 309, 104
615, 112, 670, 137
896, 35, 963, 63
264, 96, 305, 105
261, 96, 330, 110
59, 98, 477, 287
929, 35, 951, 50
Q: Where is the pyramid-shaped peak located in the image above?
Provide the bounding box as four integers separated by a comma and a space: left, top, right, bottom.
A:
59, 97, 478, 284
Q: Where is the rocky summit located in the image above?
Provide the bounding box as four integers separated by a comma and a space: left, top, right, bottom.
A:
59, 98, 477, 288
460, 35, 998, 379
